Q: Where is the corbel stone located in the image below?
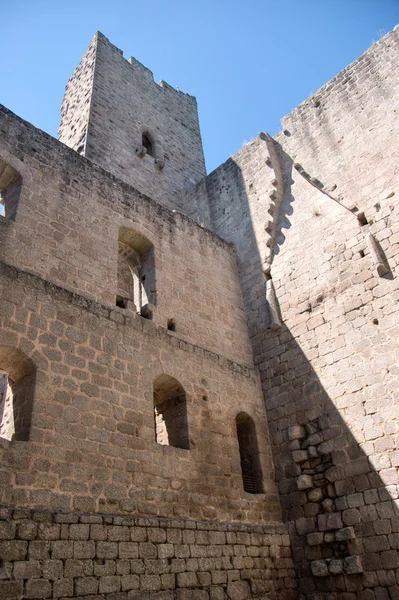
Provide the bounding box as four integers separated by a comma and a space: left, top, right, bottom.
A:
136, 146, 147, 158
366, 232, 390, 276
266, 278, 282, 330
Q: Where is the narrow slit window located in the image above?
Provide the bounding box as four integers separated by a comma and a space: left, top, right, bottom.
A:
142, 133, 154, 157
236, 412, 263, 494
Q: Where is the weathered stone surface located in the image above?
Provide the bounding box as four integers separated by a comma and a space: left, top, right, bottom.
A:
297, 475, 313, 490
1, 20, 399, 600
335, 527, 355, 541
311, 560, 329, 577
288, 425, 306, 441
329, 559, 343, 575
344, 555, 363, 574
0, 510, 292, 599
226, 580, 250, 600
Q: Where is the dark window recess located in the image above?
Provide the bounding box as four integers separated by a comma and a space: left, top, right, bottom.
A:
357, 212, 368, 226
236, 412, 263, 494
167, 319, 176, 332
142, 134, 154, 157
153, 374, 189, 450
240, 461, 258, 494
116, 295, 128, 309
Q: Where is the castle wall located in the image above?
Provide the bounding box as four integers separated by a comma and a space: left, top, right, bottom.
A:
0, 105, 252, 368
0, 102, 295, 597
186, 27, 399, 599
0, 260, 281, 524
0, 508, 295, 600
59, 33, 206, 212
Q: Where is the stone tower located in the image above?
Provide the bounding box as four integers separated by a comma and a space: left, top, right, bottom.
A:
58, 32, 206, 212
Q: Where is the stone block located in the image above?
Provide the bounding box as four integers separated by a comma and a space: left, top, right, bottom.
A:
210, 586, 226, 600
140, 574, 162, 591
98, 575, 121, 594
296, 517, 316, 535
307, 532, 324, 546
311, 559, 329, 577
121, 574, 140, 591
158, 543, 174, 559
51, 540, 73, 559
28, 541, 50, 560
42, 559, 63, 580
16, 522, 37, 540
74, 540, 96, 559
177, 572, 198, 588
119, 542, 139, 559
0, 581, 24, 600
292, 450, 308, 463
342, 508, 361, 526
335, 527, 355, 541
176, 590, 209, 600
75, 576, 99, 595
13, 560, 41, 579
108, 526, 130, 542
317, 513, 343, 531
197, 572, 212, 586
344, 555, 363, 574
288, 425, 306, 440
226, 580, 250, 600
25, 579, 52, 599
297, 475, 313, 490
97, 541, 118, 559
307, 488, 323, 502
139, 542, 158, 558
328, 558, 343, 575
69, 524, 90, 540
0, 522, 16, 540
0, 541, 27, 561
53, 578, 74, 598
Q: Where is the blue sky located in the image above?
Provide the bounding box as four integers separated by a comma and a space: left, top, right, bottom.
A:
1, 0, 398, 173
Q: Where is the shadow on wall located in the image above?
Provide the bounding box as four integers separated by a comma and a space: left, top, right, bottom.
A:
203, 145, 399, 599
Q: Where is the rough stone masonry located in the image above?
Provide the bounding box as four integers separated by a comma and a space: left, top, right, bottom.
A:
0, 24, 398, 600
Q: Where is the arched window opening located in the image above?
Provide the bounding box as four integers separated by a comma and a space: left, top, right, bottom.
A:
117, 227, 156, 318
142, 133, 154, 158
0, 159, 22, 221
236, 412, 263, 494
0, 347, 36, 441
153, 375, 189, 450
